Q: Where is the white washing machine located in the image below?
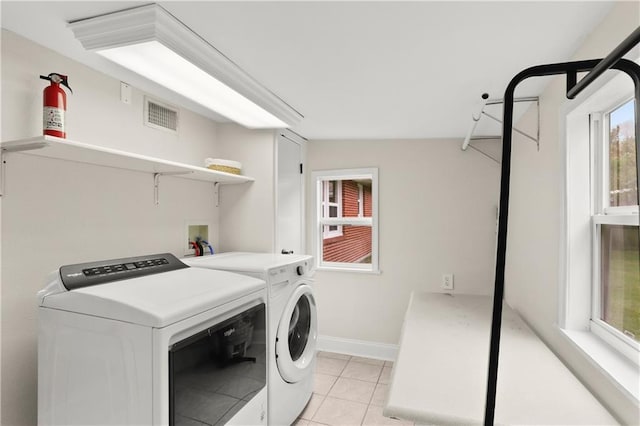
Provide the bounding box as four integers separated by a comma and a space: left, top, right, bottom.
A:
38, 253, 268, 426
184, 253, 317, 426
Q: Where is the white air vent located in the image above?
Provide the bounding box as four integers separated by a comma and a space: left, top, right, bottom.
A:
144, 97, 178, 132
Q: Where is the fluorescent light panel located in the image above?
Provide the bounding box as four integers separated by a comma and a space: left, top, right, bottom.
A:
68, 4, 300, 129
98, 41, 286, 129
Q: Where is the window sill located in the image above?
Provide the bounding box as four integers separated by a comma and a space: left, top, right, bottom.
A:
316, 266, 382, 275
559, 328, 639, 401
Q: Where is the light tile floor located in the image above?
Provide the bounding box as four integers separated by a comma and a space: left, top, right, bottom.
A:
293, 351, 415, 426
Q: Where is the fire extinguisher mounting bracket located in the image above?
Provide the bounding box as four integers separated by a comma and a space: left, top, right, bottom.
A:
40, 73, 73, 94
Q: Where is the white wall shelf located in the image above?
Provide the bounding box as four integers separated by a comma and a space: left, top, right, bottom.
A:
0, 135, 253, 203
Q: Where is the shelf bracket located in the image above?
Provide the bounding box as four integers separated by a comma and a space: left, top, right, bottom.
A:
153, 171, 192, 205
214, 182, 220, 207
1, 140, 50, 197
482, 108, 540, 150
462, 96, 540, 153
0, 151, 5, 197
468, 135, 502, 164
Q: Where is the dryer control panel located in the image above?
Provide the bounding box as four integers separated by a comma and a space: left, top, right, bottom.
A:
59, 253, 188, 291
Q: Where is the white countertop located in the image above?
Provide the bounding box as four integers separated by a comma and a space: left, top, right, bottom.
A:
384, 292, 618, 425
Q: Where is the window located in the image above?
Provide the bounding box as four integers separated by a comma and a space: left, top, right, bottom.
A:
313, 168, 378, 272
592, 99, 639, 348
563, 68, 639, 378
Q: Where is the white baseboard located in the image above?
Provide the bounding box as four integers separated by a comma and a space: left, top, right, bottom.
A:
316, 335, 398, 361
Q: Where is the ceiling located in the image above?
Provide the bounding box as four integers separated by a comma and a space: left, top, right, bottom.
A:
1, 1, 617, 140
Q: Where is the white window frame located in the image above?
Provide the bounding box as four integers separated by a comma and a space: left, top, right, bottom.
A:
562, 65, 639, 398
312, 168, 379, 273
322, 180, 343, 239
357, 183, 364, 218
590, 98, 640, 362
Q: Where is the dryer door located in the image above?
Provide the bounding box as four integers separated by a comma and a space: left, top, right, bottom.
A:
275, 283, 317, 383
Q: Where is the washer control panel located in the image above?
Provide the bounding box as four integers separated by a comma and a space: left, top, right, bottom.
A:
60, 253, 188, 291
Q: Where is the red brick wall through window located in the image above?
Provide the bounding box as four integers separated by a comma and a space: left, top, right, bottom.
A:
323, 180, 372, 263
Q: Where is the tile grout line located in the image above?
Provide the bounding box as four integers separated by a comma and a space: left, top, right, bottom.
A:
312, 352, 400, 426
309, 393, 326, 424
310, 361, 342, 424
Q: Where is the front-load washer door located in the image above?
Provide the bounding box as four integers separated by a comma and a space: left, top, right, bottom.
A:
275, 283, 317, 383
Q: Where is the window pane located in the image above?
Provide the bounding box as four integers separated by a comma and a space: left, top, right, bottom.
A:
608, 99, 637, 207
600, 224, 640, 342
322, 225, 371, 264
329, 205, 338, 218
341, 179, 372, 218
328, 181, 336, 203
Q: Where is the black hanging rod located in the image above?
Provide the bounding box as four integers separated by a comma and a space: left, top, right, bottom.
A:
485, 25, 640, 426
567, 26, 640, 99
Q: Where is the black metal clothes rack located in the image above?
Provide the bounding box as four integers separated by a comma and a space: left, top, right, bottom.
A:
484, 26, 640, 426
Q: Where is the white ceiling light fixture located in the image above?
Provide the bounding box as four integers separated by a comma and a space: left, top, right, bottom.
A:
68, 4, 302, 129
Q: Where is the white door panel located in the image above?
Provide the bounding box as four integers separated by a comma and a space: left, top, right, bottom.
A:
277, 132, 304, 255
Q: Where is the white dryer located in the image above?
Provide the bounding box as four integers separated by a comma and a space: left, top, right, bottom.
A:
38, 253, 268, 426
184, 253, 317, 426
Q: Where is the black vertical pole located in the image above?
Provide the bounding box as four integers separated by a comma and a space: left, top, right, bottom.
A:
483, 78, 516, 426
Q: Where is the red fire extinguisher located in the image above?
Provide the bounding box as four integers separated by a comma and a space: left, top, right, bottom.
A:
40, 73, 73, 138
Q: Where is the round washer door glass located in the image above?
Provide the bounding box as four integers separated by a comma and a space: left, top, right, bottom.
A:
289, 294, 311, 361
276, 284, 317, 383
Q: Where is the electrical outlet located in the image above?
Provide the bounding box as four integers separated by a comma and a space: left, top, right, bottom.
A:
442, 273, 454, 291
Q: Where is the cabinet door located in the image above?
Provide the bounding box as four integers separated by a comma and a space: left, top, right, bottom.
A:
276, 132, 305, 255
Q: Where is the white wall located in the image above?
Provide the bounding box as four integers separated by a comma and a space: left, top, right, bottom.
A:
306, 139, 500, 345
216, 124, 276, 252
0, 30, 225, 425
1, 33, 218, 165
504, 3, 639, 424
